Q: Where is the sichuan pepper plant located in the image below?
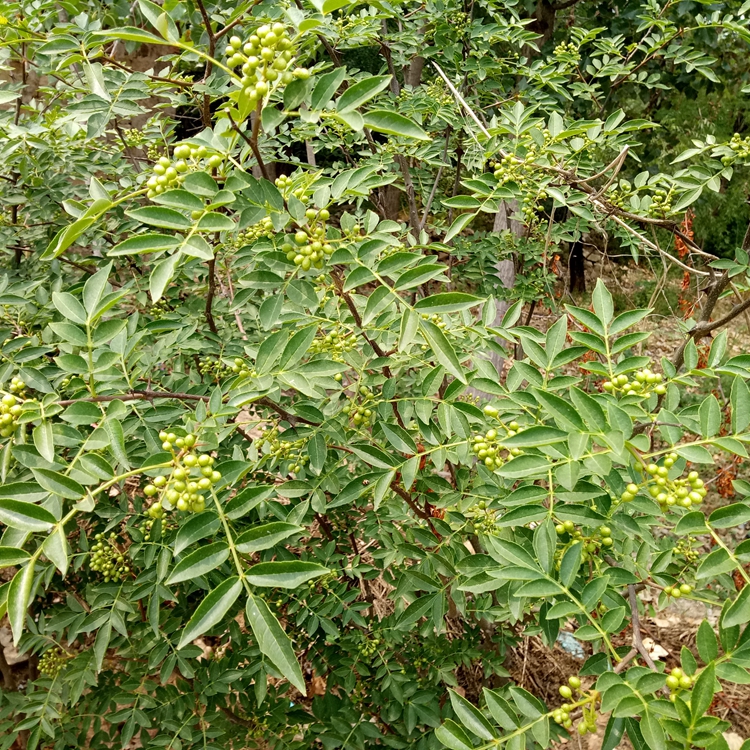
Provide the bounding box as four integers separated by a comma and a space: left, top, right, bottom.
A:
4, 1, 750, 750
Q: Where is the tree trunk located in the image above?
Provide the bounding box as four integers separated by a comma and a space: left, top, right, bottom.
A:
465, 202, 521, 397
568, 240, 586, 294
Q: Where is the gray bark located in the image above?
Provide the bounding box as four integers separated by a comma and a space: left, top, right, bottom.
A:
465, 201, 521, 397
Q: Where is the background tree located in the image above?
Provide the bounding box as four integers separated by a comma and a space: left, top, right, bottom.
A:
3, 2, 750, 750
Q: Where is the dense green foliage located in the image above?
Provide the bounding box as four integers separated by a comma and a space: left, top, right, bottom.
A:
4, 1, 750, 749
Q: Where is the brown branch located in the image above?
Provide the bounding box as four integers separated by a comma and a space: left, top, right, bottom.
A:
219, 705, 255, 728
550, 0, 584, 9
0, 646, 14, 690
205, 258, 219, 334
257, 397, 320, 427
672, 271, 731, 370
226, 109, 268, 180
627, 585, 667, 691
394, 155, 421, 236
419, 129, 452, 231
56, 390, 209, 407
101, 56, 192, 88
390, 481, 430, 520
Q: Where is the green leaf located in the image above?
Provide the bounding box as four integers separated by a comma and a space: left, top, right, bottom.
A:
93, 26, 166, 45
732, 377, 750, 433
153, 189, 205, 211
420, 319, 466, 384
311, 68, 347, 110
435, 720, 474, 750
514, 579, 562, 597
167, 542, 229, 585
109, 232, 180, 256
723, 586, 750, 628
246, 594, 306, 694
279, 326, 317, 370
483, 689, 518, 730
82, 262, 112, 316
592, 279, 614, 325
33, 469, 84, 499
639, 711, 666, 750
245, 561, 329, 588
52, 292, 87, 325
532, 389, 586, 431
173, 512, 221, 556
379, 422, 417, 454
126, 206, 191, 230
504, 426, 568, 448
150, 253, 180, 302
444, 212, 478, 243
8, 560, 36, 644
442, 196, 481, 209
33, 422, 54, 464
696, 620, 718, 663
363, 110, 430, 140
177, 577, 242, 649
696, 548, 736, 579
42, 525, 69, 576
225, 485, 275, 519
699, 394, 721, 438
0, 499, 56, 531
560, 542, 583, 587
414, 293, 483, 314
690, 662, 715, 722
448, 690, 497, 740
0, 547, 31, 568
709, 503, 750, 528
235, 523, 303, 553
196, 212, 235, 232
336, 75, 391, 113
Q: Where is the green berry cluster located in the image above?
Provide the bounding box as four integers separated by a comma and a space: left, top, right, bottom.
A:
419, 312, 446, 329
423, 80, 453, 107
146, 142, 164, 161
556, 677, 599, 736
471, 428, 510, 472
121, 128, 145, 148
308, 327, 354, 363
723, 133, 750, 164
647, 188, 674, 218
230, 357, 257, 378
198, 357, 232, 380
283, 209, 333, 272
274, 173, 315, 202
633, 461, 707, 509
90, 533, 130, 581
342, 385, 377, 427
555, 523, 613, 562
357, 635, 381, 659
237, 217, 275, 247
665, 666, 695, 700
145, 145, 222, 200
7, 374, 26, 396
148, 298, 171, 319
468, 501, 497, 533
256, 424, 309, 474
144, 432, 222, 513
488, 140, 549, 223
38, 647, 67, 677
602, 368, 666, 396
664, 582, 693, 598
553, 42, 581, 60
307, 571, 337, 590
224, 24, 309, 107
0, 393, 23, 438
672, 536, 699, 562
446, 10, 470, 33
